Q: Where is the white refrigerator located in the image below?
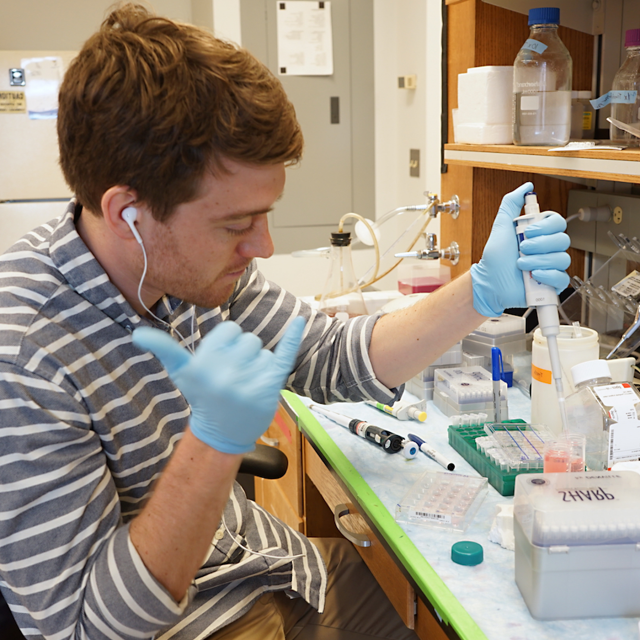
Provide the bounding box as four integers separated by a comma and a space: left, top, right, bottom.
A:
0, 50, 77, 253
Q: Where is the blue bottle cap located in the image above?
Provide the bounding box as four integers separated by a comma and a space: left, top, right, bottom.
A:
528, 7, 560, 26
451, 541, 484, 566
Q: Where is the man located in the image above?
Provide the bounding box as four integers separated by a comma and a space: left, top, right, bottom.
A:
0, 4, 570, 640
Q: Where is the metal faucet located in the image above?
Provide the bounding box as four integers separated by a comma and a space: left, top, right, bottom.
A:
395, 233, 460, 265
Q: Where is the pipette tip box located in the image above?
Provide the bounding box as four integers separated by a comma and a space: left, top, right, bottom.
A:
395, 470, 488, 532
514, 470, 640, 620
433, 366, 508, 420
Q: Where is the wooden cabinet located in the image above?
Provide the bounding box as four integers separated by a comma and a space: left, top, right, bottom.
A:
254, 401, 305, 532
303, 438, 417, 629
255, 398, 449, 638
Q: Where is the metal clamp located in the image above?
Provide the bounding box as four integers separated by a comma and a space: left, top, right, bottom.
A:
334, 503, 371, 547
424, 192, 460, 219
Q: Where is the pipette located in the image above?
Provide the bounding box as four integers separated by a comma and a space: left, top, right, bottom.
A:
309, 403, 415, 456
365, 400, 427, 422
515, 192, 568, 432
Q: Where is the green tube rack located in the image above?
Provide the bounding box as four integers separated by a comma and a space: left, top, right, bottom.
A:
447, 419, 540, 496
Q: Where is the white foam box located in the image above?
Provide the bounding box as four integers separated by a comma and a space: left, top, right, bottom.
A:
457, 65, 513, 125
514, 471, 640, 620
454, 122, 513, 145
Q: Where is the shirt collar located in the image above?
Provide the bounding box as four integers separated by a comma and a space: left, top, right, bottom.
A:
48, 200, 156, 331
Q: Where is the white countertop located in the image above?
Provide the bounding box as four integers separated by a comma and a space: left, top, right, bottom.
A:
301, 387, 640, 640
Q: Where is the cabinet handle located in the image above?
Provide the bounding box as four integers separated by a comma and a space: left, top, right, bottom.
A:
260, 435, 279, 447
334, 503, 371, 547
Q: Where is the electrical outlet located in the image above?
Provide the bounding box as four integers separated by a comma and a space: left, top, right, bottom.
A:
567, 191, 640, 257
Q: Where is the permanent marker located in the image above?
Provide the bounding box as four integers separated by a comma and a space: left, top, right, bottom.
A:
492, 347, 503, 424
407, 433, 455, 471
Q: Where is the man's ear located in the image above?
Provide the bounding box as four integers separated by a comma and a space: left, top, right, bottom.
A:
101, 186, 143, 241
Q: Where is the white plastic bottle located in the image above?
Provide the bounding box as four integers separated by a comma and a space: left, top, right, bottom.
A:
513, 7, 572, 146
610, 28, 640, 148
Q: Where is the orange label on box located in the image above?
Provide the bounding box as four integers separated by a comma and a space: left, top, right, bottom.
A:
532, 363, 553, 385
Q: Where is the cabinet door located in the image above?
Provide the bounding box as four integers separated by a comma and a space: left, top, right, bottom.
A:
240, 0, 375, 254
304, 439, 416, 629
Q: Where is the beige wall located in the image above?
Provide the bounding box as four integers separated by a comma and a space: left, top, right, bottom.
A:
0, 0, 443, 298
0, 1, 193, 50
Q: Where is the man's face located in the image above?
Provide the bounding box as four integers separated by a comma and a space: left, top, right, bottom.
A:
139, 159, 284, 309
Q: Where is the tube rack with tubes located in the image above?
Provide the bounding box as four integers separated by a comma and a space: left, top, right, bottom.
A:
477, 423, 553, 472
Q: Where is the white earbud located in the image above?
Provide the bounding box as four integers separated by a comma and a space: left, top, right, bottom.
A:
122, 207, 143, 245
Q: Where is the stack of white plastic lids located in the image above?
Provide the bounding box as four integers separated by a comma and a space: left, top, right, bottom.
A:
570, 359, 612, 387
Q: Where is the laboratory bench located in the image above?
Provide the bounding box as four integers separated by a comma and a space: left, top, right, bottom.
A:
258, 387, 640, 640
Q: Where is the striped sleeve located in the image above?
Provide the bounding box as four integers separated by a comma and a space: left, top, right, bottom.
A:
227, 263, 403, 405
0, 364, 188, 639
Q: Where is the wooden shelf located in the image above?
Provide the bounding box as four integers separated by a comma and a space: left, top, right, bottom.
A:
444, 143, 640, 184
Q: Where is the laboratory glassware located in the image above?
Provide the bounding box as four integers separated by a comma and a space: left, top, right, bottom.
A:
513, 7, 572, 146
610, 28, 640, 148
318, 232, 368, 319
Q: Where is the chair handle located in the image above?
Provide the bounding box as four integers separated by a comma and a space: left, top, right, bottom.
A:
334, 503, 371, 547
260, 435, 279, 447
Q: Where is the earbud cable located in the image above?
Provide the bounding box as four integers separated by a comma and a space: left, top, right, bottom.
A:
136, 236, 196, 355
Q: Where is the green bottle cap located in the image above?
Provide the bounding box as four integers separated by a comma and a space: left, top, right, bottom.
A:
451, 541, 484, 566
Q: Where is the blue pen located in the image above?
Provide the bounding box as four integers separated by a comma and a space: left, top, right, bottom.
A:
407, 433, 455, 471
491, 347, 502, 424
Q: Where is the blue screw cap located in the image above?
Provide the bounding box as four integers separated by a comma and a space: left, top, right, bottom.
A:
528, 7, 560, 26
451, 541, 484, 566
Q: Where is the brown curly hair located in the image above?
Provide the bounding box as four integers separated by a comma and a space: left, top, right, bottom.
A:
57, 2, 303, 221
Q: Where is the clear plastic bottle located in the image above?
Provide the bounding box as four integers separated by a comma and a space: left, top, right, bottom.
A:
564, 359, 640, 471
610, 28, 640, 148
318, 232, 368, 320
513, 7, 572, 146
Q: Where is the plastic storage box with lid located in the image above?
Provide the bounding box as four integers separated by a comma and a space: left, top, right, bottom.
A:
514, 470, 640, 620
462, 313, 526, 358
433, 365, 508, 420
406, 341, 462, 403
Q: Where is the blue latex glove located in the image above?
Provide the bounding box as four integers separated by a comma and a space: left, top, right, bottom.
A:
470, 182, 571, 317
132, 317, 305, 454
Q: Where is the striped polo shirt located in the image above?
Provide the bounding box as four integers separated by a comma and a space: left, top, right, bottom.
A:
0, 201, 400, 640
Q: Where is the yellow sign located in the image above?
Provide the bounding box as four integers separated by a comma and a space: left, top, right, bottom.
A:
0, 91, 26, 113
